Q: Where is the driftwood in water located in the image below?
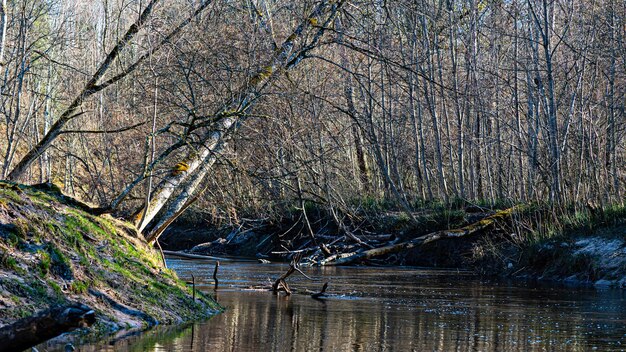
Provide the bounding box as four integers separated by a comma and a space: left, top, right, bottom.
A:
320, 206, 523, 266
272, 254, 311, 295
0, 303, 95, 352
272, 262, 297, 295
213, 261, 220, 289
311, 282, 329, 299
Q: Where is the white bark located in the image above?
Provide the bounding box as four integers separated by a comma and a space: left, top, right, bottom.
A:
0, 0, 7, 66
137, 115, 238, 233
137, 1, 346, 239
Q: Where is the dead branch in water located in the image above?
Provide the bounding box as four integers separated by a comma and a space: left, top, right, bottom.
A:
213, 261, 220, 289
272, 257, 299, 295
320, 206, 524, 266
271, 254, 318, 295
311, 282, 329, 299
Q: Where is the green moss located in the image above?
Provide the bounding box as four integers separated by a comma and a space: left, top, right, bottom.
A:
15, 306, 36, 318
250, 65, 274, 85
0, 188, 24, 204
47, 244, 73, 280
78, 254, 90, 266
17, 279, 57, 305
29, 190, 61, 206
6, 232, 20, 247
1, 255, 18, 271
38, 250, 51, 275
96, 218, 119, 238
11, 218, 30, 238
150, 281, 169, 292
70, 280, 90, 294
64, 212, 106, 237
48, 280, 63, 297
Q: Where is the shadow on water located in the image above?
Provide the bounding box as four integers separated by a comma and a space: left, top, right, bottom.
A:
53, 259, 626, 351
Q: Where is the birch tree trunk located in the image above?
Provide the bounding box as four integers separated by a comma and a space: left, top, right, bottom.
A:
529, 0, 562, 203
141, 0, 347, 242
0, 0, 7, 67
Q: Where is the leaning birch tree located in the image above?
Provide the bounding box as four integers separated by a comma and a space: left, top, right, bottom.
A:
136, 0, 347, 242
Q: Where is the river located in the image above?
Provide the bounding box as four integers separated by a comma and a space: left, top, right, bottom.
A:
63, 258, 626, 351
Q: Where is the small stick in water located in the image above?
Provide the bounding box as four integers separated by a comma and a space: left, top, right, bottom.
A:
191, 274, 196, 301
213, 261, 220, 289
311, 282, 328, 299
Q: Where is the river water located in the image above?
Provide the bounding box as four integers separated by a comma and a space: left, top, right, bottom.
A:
73, 258, 626, 351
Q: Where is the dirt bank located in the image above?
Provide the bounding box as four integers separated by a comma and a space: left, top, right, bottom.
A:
161, 204, 626, 287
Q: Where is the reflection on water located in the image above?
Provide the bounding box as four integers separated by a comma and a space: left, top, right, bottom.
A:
68, 259, 626, 351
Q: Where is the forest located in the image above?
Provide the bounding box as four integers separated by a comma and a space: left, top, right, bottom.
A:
0, 0, 624, 234
0, 0, 624, 351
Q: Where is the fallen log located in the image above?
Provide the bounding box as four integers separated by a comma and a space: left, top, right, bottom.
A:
317, 251, 357, 266
320, 205, 523, 266
0, 303, 95, 352
30, 182, 113, 215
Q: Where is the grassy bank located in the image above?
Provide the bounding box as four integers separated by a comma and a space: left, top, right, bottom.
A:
0, 182, 220, 342
474, 203, 626, 286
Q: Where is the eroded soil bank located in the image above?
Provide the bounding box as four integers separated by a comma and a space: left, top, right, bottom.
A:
161, 204, 626, 287
0, 182, 219, 346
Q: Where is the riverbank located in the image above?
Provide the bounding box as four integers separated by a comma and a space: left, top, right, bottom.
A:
161, 201, 626, 287
0, 182, 219, 347
486, 226, 626, 287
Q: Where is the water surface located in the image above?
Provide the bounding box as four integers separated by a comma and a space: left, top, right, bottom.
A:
68, 258, 626, 351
